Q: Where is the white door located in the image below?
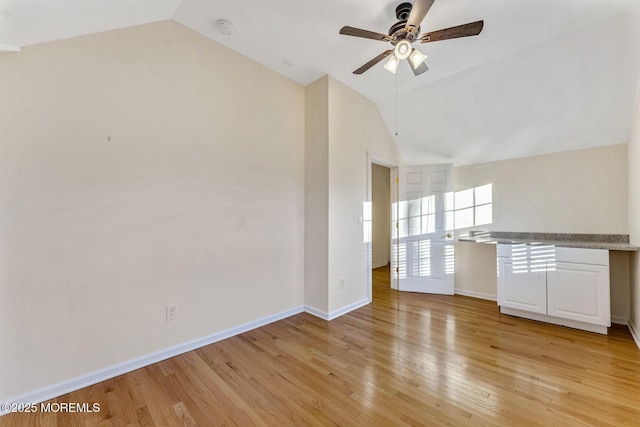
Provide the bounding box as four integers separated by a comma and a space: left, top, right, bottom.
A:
393, 164, 455, 294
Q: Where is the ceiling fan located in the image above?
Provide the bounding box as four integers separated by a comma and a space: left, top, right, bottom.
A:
340, 0, 483, 75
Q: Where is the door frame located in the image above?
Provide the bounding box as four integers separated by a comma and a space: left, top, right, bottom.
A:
367, 152, 400, 301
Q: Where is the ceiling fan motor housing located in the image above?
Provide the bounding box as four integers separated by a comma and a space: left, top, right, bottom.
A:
395, 2, 413, 20
390, 2, 420, 39
388, 20, 407, 37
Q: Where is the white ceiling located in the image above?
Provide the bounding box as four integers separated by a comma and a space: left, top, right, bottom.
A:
2, 0, 640, 165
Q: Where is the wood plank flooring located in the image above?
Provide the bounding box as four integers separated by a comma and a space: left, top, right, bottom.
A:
3, 266, 640, 426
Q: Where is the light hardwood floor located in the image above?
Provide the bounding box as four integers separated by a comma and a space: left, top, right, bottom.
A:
3, 266, 640, 426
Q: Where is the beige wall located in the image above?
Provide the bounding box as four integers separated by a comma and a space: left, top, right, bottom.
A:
628, 75, 640, 342
372, 164, 390, 269
0, 21, 305, 400
454, 242, 498, 301
303, 76, 400, 317
454, 144, 629, 315
455, 144, 628, 234
327, 77, 400, 314
610, 251, 631, 324
304, 77, 330, 313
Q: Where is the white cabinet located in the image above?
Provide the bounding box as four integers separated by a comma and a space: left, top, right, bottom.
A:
497, 244, 610, 334
498, 258, 547, 314
546, 247, 610, 327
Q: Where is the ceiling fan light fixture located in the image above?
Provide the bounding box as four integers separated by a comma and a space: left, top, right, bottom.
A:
383, 55, 400, 74
394, 40, 412, 60
409, 48, 427, 68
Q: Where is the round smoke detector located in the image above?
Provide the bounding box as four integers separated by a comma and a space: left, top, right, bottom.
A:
216, 19, 234, 36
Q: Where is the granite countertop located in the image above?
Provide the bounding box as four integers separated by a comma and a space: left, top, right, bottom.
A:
457, 231, 640, 251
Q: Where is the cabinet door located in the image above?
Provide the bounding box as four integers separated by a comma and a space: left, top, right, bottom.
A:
497, 258, 547, 314
546, 262, 610, 326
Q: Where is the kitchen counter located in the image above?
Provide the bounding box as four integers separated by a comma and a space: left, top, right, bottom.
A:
458, 231, 640, 251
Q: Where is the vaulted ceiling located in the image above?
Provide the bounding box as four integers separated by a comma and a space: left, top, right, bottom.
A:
2, 0, 640, 165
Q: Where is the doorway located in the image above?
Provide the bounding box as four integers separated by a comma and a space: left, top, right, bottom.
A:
372, 164, 391, 270
367, 152, 399, 301
371, 164, 392, 298
371, 164, 391, 294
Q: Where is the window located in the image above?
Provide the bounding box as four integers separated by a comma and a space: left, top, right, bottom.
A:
448, 184, 493, 230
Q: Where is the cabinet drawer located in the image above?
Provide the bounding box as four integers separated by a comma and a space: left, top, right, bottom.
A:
497, 243, 556, 259
498, 244, 609, 266
554, 247, 608, 266
497, 243, 513, 258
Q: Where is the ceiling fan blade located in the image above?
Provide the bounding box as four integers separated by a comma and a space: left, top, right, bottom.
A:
340, 26, 391, 42
405, 0, 435, 32
420, 20, 484, 43
353, 50, 393, 74
409, 59, 429, 76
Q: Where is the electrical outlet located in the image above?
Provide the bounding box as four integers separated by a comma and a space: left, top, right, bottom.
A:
340, 278, 345, 289
166, 304, 177, 321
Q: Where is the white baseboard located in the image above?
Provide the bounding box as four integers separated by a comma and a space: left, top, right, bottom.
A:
304, 298, 370, 321
501, 306, 608, 335
1, 306, 304, 415
611, 315, 629, 325
629, 320, 640, 350
304, 305, 329, 320
455, 288, 497, 302
327, 298, 370, 320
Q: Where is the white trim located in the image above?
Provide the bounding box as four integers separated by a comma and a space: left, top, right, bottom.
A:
1, 306, 304, 415
372, 261, 388, 269
455, 289, 497, 302
0, 44, 20, 53
304, 298, 370, 321
368, 151, 400, 168
501, 306, 608, 335
390, 167, 399, 290
304, 305, 330, 320
367, 151, 400, 295
327, 298, 370, 320
629, 320, 640, 349
611, 315, 629, 325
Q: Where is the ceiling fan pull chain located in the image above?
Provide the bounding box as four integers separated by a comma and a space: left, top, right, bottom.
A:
395, 70, 399, 136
